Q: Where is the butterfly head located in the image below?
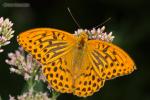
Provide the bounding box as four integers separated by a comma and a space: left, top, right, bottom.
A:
77, 32, 88, 49
78, 32, 88, 41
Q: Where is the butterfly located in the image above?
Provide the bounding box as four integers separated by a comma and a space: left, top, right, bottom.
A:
17, 27, 136, 97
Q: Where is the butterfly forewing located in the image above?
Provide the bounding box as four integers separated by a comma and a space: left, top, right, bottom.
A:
87, 40, 136, 80
17, 28, 76, 65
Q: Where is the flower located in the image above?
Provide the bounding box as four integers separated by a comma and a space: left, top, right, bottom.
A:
9, 95, 16, 100
9, 90, 50, 100
5, 47, 43, 81
6, 47, 57, 100
0, 17, 14, 53
74, 26, 115, 42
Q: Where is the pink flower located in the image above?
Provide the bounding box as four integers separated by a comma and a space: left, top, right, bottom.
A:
0, 17, 14, 53
74, 26, 115, 42
5, 47, 43, 81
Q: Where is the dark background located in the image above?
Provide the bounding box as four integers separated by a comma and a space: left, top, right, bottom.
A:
0, 0, 150, 100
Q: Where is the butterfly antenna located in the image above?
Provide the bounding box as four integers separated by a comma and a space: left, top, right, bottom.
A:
67, 7, 81, 28
94, 17, 112, 29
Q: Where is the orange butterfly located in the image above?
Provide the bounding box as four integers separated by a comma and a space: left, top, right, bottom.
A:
17, 27, 136, 97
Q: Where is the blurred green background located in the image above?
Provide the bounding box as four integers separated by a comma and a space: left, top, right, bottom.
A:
0, 0, 150, 100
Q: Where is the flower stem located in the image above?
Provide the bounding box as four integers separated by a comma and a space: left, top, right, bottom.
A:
51, 91, 60, 100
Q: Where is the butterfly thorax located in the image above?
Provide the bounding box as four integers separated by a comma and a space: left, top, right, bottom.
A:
71, 32, 88, 79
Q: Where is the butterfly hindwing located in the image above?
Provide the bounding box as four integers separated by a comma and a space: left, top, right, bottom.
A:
42, 57, 73, 93
17, 28, 76, 65
87, 40, 136, 80
72, 52, 105, 97
74, 65, 105, 97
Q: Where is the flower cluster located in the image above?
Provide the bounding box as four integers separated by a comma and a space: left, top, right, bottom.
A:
74, 26, 115, 42
9, 90, 49, 100
5, 47, 43, 81
6, 47, 60, 100
0, 17, 14, 52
